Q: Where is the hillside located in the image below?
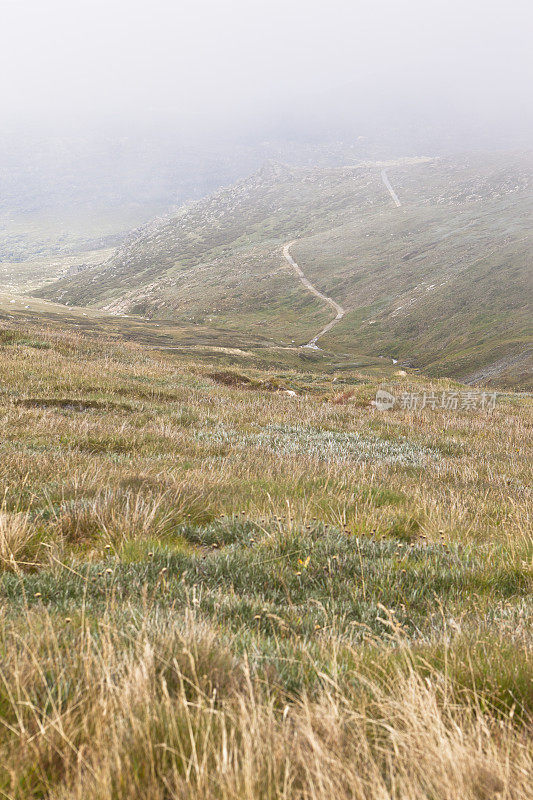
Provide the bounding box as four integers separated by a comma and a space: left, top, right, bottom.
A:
37, 152, 533, 387
0, 132, 260, 263
0, 132, 402, 263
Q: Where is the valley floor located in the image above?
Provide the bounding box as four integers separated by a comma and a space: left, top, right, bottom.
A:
0, 318, 531, 799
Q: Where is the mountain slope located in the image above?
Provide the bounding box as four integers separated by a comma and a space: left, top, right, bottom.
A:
37, 152, 532, 387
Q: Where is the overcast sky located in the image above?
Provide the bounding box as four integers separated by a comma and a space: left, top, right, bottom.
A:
1, 0, 532, 137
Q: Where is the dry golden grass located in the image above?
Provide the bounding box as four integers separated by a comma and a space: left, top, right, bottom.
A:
0, 321, 531, 798
0, 505, 41, 571
0, 611, 530, 800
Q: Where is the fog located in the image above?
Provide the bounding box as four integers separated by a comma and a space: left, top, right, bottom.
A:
1, 0, 531, 140
1, 0, 531, 246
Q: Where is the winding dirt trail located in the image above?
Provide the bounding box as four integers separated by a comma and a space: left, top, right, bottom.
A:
282, 241, 345, 348
283, 168, 403, 349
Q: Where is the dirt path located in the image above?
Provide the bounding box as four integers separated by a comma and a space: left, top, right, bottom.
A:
381, 168, 402, 207
283, 166, 402, 349
282, 241, 345, 349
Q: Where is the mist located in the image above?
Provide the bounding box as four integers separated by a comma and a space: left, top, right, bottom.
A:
1, 0, 532, 257
1, 0, 531, 140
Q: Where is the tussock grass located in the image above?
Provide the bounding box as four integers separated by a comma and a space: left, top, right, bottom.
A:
0, 610, 530, 799
0, 508, 41, 571
0, 322, 531, 797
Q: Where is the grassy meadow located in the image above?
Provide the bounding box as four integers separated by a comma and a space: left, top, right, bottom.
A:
0, 319, 531, 798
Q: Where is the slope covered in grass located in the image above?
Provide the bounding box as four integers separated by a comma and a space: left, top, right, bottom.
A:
36, 152, 532, 386
0, 320, 531, 798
